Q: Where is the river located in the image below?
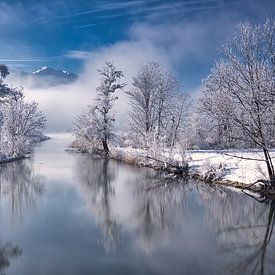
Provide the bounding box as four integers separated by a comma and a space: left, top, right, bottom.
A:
0, 134, 274, 275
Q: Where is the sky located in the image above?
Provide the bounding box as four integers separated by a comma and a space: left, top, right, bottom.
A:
0, 0, 274, 92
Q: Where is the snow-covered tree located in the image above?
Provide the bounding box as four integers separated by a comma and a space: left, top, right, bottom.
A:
0, 65, 46, 159
2, 93, 46, 156
74, 61, 125, 156
166, 93, 190, 149
127, 62, 189, 148
0, 64, 9, 86
127, 62, 161, 143
199, 18, 275, 186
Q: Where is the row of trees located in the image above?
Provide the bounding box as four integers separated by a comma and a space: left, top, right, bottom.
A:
73, 18, 275, 186
0, 65, 46, 159
73, 61, 190, 156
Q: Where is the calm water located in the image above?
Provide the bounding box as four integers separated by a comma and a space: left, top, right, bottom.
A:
0, 134, 274, 275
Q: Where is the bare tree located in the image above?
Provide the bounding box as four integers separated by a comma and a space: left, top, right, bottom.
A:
127, 62, 160, 144
155, 69, 179, 138
127, 61, 188, 148
74, 61, 125, 156
199, 18, 275, 186
166, 93, 190, 149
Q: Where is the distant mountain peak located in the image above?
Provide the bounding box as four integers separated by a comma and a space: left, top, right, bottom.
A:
19, 66, 78, 87
32, 66, 49, 75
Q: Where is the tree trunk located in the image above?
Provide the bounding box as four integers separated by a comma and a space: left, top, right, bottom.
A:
102, 139, 109, 157
263, 147, 275, 187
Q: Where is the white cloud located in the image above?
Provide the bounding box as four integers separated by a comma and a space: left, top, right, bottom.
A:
65, 50, 91, 60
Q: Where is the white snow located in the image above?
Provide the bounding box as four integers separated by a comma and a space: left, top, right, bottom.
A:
32, 66, 48, 74
187, 149, 272, 184
111, 146, 274, 185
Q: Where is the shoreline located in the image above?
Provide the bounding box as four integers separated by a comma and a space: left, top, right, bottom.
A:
69, 143, 272, 199
0, 154, 30, 164
111, 152, 275, 199
109, 150, 269, 196
0, 135, 50, 165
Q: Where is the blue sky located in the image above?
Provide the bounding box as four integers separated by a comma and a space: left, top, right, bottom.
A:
0, 0, 274, 91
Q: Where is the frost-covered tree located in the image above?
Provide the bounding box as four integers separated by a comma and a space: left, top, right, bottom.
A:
127, 62, 188, 148
127, 62, 161, 141
0, 65, 11, 103
199, 18, 275, 186
0, 65, 46, 159
74, 61, 125, 156
166, 93, 190, 149
2, 93, 46, 156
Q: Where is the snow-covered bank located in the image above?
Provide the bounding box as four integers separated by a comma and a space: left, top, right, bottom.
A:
0, 135, 49, 165
109, 147, 275, 186
187, 149, 275, 185
71, 137, 275, 195
0, 154, 30, 164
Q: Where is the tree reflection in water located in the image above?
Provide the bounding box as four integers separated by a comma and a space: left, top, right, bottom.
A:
134, 175, 188, 253
75, 156, 187, 254
200, 184, 275, 275
0, 159, 44, 224
76, 157, 119, 253
0, 242, 22, 275
75, 154, 275, 273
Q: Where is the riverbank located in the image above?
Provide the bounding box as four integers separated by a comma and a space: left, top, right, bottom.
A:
0, 135, 50, 165
0, 154, 31, 164
70, 141, 275, 197
108, 146, 275, 196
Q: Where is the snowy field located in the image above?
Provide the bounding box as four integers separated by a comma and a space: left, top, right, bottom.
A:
111, 147, 275, 185
187, 149, 275, 185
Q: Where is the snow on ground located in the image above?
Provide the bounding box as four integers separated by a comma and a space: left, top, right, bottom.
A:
112, 146, 274, 185
186, 150, 273, 184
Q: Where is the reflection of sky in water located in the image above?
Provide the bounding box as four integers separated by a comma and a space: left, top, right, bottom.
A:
0, 134, 274, 275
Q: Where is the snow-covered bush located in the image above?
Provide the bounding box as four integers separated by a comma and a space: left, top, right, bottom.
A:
199, 160, 226, 182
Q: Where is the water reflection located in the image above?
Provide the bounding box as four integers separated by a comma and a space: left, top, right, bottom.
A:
75, 156, 187, 254
0, 159, 44, 224
133, 175, 188, 253
76, 157, 119, 253
75, 155, 275, 274
2, 137, 275, 274
0, 242, 22, 275
199, 184, 275, 275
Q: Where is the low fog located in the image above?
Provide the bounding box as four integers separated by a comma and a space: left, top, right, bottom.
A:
7, 25, 175, 132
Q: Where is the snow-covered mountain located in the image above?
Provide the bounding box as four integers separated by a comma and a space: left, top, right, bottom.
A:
19, 66, 78, 88
31, 66, 77, 81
